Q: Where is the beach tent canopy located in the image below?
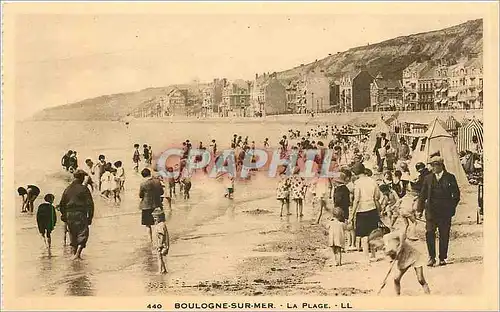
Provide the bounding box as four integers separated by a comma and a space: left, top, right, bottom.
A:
444, 115, 461, 131
368, 117, 399, 152
409, 118, 468, 186
457, 118, 483, 153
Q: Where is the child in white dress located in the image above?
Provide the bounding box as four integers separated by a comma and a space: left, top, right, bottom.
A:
100, 163, 114, 199
326, 207, 347, 266
114, 161, 125, 191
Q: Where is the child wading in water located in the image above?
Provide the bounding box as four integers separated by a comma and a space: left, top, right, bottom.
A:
326, 207, 347, 266
17, 187, 28, 213
100, 163, 114, 199
152, 208, 170, 274
133, 144, 141, 172
112, 168, 122, 203
114, 161, 125, 191
36, 194, 57, 250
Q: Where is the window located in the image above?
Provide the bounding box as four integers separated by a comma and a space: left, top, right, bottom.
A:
420, 138, 427, 152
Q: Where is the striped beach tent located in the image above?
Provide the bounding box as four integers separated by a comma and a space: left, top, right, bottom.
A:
457, 118, 483, 153
444, 115, 461, 132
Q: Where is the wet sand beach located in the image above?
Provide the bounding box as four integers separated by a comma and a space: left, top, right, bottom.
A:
14, 120, 483, 296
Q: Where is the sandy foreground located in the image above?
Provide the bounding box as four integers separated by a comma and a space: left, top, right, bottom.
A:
144, 177, 483, 297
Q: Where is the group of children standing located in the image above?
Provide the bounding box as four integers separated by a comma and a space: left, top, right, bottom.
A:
83, 154, 125, 203
133, 143, 153, 172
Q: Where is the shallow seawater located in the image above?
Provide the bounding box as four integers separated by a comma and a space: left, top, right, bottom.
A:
13, 120, 285, 296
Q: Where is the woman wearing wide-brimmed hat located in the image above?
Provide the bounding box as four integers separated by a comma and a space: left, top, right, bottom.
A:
349, 162, 382, 263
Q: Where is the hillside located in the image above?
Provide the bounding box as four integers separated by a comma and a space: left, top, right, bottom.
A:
274, 18, 482, 83
31, 19, 482, 121
31, 84, 207, 121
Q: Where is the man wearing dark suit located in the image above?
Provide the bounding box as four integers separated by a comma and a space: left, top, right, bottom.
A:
417, 156, 460, 266
373, 132, 389, 173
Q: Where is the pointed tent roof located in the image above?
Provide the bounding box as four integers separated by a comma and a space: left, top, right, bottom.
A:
426, 118, 452, 139
368, 117, 398, 151
444, 115, 460, 131
410, 118, 468, 186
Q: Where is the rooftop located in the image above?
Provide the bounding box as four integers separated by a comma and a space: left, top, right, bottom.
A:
374, 79, 402, 89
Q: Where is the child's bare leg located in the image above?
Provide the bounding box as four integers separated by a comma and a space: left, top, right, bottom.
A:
47, 232, 52, 248
394, 267, 409, 295
280, 200, 284, 217
414, 267, 430, 294
21, 197, 27, 212
299, 200, 304, 217
295, 200, 299, 217
315, 201, 324, 224
346, 230, 352, 248
334, 247, 341, 266
286, 199, 291, 215
41, 234, 47, 247
157, 253, 165, 274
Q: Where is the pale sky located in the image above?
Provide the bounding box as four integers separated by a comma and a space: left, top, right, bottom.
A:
14, 13, 483, 120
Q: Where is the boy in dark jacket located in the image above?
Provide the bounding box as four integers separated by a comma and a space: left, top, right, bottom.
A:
37, 194, 57, 249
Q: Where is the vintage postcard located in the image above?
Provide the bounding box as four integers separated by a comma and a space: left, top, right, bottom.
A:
1, 1, 499, 311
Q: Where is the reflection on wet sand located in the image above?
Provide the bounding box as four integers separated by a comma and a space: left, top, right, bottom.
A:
140, 245, 157, 274
65, 261, 94, 296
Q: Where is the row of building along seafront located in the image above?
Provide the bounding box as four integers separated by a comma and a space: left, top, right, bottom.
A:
132, 53, 483, 118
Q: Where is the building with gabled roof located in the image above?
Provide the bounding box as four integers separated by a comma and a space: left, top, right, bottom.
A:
370, 73, 403, 110
339, 68, 373, 112
402, 61, 433, 110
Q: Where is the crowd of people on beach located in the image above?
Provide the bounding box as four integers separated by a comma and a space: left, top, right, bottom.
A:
18, 119, 477, 291
271, 124, 466, 295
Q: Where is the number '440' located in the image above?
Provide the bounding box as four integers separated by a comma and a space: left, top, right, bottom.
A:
147, 304, 162, 309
